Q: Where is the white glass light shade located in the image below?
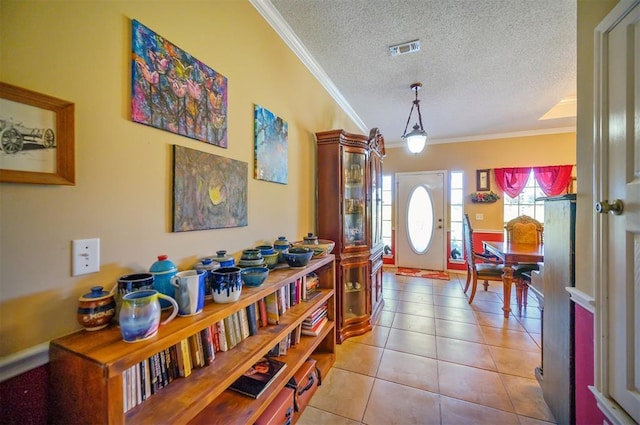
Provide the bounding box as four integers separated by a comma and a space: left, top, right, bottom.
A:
404, 125, 427, 154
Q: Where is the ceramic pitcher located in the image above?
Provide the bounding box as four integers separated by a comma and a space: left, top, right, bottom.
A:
119, 290, 178, 343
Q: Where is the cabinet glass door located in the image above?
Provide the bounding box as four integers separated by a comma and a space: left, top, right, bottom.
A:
370, 155, 382, 247
343, 263, 366, 321
343, 149, 366, 249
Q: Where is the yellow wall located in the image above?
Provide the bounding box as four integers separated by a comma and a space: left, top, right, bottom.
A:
384, 133, 576, 231
0, 0, 359, 356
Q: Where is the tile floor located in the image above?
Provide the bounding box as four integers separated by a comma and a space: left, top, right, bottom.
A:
298, 269, 556, 425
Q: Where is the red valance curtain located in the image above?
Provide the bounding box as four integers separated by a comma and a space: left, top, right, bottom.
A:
493, 165, 574, 198
493, 167, 531, 198
534, 165, 573, 196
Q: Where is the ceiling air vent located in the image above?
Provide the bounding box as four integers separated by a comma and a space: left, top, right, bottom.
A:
389, 40, 420, 56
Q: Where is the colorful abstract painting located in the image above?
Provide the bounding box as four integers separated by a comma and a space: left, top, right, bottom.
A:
254, 104, 288, 184
132, 20, 228, 147
173, 145, 247, 231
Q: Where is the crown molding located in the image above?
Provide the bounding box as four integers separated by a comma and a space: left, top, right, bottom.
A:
249, 0, 368, 134
386, 126, 576, 148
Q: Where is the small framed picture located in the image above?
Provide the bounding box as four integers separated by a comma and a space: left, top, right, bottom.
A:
0, 82, 75, 185
476, 169, 490, 191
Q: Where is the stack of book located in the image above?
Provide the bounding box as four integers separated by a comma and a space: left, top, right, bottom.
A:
301, 302, 328, 336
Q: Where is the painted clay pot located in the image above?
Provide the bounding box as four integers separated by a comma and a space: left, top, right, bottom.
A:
77, 286, 116, 331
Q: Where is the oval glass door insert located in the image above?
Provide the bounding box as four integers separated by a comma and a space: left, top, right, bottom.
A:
406, 185, 434, 253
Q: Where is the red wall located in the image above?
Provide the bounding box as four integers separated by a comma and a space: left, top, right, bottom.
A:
574, 303, 607, 425
0, 365, 48, 424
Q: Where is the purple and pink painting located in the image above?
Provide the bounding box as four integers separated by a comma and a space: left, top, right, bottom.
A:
132, 20, 228, 147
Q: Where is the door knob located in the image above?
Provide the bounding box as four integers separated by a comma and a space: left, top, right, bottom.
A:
595, 199, 623, 215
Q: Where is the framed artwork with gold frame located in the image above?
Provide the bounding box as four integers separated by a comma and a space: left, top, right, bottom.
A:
0, 82, 75, 185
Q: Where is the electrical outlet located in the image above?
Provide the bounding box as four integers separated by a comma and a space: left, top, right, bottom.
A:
72, 238, 100, 276
475, 213, 484, 221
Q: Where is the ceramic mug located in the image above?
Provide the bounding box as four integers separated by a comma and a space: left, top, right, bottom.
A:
171, 270, 205, 316
113, 273, 155, 323
119, 290, 178, 343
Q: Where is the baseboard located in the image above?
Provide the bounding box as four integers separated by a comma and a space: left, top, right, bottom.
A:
0, 342, 50, 383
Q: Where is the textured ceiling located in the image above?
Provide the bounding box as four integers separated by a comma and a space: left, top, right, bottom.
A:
255, 0, 577, 147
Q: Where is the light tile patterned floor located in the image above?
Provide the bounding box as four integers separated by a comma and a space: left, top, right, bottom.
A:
298, 269, 556, 425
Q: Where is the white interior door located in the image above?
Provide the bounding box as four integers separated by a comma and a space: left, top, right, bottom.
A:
395, 171, 446, 271
594, 1, 640, 422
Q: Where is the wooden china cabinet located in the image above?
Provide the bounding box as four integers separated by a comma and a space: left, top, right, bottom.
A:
315, 128, 385, 343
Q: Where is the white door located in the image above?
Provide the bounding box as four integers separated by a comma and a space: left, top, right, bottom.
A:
395, 171, 446, 271
594, 1, 640, 422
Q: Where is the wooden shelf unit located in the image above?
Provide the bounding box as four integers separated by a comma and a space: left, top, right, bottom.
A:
49, 255, 336, 425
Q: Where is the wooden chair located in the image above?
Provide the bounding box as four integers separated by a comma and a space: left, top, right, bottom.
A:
504, 215, 544, 310
505, 215, 543, 245
463, 214, 504, 304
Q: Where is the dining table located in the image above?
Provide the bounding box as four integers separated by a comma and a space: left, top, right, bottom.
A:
482, 241, 544, 318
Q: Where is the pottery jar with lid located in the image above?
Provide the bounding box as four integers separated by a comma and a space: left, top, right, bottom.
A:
303, 232, 319, 245
149, 255, 178, 309
213, 250, 235, 268
273, 236, 291, 263
194, 257, 219, 299
77, 286, 116, 331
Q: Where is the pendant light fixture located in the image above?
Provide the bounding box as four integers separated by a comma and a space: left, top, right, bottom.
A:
402, 82, 428, 155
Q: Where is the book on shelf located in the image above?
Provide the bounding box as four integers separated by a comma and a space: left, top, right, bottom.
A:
265, 292, 279, 324
188, 334, 204, 368
238, 308, 250, 340
228, 357, 287, 399
215, 320, 228, 352
231, 311, 243, 345
174, 340, 189, 378
245, 303, 258, 336
223, 315, 236, 349
200, 326, 215, 366
140, 359, 151, 401
278, 334, 289, 356
258, 298, 268, 327
292, 323, 302, 345
211, 323, 220, 352
134, 363, 143, 405
301, 316, 329, 337
303, 273, 321, 301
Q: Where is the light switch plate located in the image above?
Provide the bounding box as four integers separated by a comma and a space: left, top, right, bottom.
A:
72, 238, 100, 276
475, 213, 484, 221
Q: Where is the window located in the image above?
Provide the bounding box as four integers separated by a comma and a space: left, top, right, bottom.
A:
449, 171, 464, 261
382, 175, 393, 255
503, 169, 545, 229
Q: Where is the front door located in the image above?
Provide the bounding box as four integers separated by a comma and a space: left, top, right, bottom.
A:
594, 1, 640, 422
395, 171, 446, 271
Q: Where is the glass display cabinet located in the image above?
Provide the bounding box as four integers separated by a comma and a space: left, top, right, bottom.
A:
315, 128, 385, 342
